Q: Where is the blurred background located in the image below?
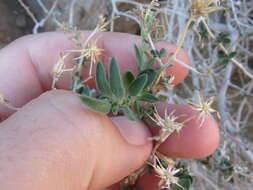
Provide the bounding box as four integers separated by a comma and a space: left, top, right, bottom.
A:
0, 0, 252, 189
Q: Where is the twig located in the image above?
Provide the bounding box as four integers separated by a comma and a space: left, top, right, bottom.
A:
17, 0, 38, 23
202, 19, 253, 80
69, 0, 77, 27
33, 0, 58, 34
18, 0, 59, 34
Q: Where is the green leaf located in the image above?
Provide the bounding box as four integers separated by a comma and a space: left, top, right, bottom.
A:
134, 44, 144, 72
121, 106, 137, 120
123, 71, 135, 89
198, 22, 208, 41
140, 69, 157, 88
111, 104, 120, 115
134, 102, 143, 119
96, 62, 112, 96
175, 176, 193, 190
218, 51, 236, 65
228, 51, 237, 58
145, 59, 155, 69
80, 95, 111, 114
217, 32, 231, 45
109, 57, 125, 98
76, 85, 91, 96
128, 74, 148, 97
145, 11, 156, 24
171, 176, 193, 190
159, 48, 168, 58
151, 49, 159, 57
137, 92, 159, 102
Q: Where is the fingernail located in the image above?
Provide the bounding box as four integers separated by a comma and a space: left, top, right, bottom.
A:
111, 116, 151, 146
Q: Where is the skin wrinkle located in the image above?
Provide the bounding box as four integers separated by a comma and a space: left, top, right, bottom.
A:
0, 38, 43, 120
0, 91, 97, 189
13, 36, 45, 94
24, 35, 59, 91
44, 92, 97, 189
0, 125, 64, 189
25, 41, 47, 92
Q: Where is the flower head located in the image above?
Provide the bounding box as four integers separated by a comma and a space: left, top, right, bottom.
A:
188, 91, 220, 127
191, 0, 228, 18
75, 43, 104, 60
52, 52, 74, 89
151, 155, 181, 189
68, 42, 104, 62
52, 52, 72, 79
148, 107, 184, 142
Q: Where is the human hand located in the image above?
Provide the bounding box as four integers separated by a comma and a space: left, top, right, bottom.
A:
0, 32, 219, 190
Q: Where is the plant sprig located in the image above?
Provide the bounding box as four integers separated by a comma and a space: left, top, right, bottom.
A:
49, 1, 231, 189
80, 56, 160, 120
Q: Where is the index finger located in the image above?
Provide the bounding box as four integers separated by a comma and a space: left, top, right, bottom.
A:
0, 31, 190, 119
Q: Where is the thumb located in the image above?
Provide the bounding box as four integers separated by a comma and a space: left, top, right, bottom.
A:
0, 90, 152, 190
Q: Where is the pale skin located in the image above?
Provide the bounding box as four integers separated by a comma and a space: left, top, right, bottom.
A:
0, 32, 219, 190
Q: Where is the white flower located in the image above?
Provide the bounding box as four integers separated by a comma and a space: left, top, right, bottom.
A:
188, 91, 220, 127
68, 42, 104, 61
52, 52, 74, 89
148, 107, 184, 142
190, 0, 227, 18
151, 155, 181, 189
52, 52, 73, 79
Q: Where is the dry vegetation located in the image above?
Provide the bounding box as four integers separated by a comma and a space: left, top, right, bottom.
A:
1, 0, 253, 189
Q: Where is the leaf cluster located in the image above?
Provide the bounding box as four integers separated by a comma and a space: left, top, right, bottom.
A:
171, 167, 194, 190
80, 55, 160, 120
139, 2, 160, 42
198, 22, 209, 41
217, 32, 231, 45
218, 51, 236, 65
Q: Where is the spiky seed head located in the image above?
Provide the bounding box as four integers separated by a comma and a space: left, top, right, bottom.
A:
191, 0, 228, 18
188, 91, 220, 127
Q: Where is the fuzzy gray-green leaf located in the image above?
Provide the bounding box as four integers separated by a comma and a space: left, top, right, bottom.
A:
171, 177, 193, 190
121, 106, 137, 121
128, 74, 148, 96
159, 48, 168, 58
80, 95, 111, 114
134, 44, 144, 72
109, 57, 125, 98
123, 71, 135, 89
137, 92, 159, 102
140, 69, 157, 88
111, 104, 120, 115
96, 62, 112, 96
145, 59, 155, 69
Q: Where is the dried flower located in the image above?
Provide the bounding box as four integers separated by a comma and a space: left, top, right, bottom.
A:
141, 0, 160, 19
52, 52, 74, 89
150, 0, 160, 8
151, 155, 181, 189
155, 152, 176, 168
188, 91, 220, 127
149, 107, 184, 143
69, 42, 104, 61
191, 0, 228, 18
